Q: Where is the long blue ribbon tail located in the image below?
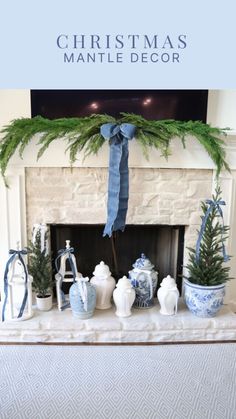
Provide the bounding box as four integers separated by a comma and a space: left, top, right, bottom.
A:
113, 139, 129, 232
103, 139, 124, 236
101, 123, 136, 237
2, 250, 29, 322
17, 253, 28, 318
195, 199, 230, 263
2, 253, 16, 322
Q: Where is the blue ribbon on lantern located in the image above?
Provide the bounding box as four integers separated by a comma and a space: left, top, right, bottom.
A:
55, 247, 77, 281
195, 199, 230, 264
100, 123, 136, 237
2, 249, 29, 322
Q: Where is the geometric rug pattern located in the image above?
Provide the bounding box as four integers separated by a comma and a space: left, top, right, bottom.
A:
0, 344, 236, 419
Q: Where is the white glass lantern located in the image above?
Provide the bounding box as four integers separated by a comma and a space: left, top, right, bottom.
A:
55, 240, 82, 311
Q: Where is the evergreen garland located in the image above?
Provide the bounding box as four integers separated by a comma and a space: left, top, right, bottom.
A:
28, 231, 53, 298
186, 188, 231, 286
0, 113, 230, 185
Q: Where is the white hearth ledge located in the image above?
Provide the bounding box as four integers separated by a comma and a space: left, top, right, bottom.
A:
0, 299, 235, 344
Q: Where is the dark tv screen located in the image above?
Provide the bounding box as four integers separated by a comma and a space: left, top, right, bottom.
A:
31, 90, 208, 122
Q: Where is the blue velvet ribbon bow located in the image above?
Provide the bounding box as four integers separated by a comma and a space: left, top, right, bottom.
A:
195, 199, 230, 263
2, 249, 29, 322
55, 247, 77, 281
100, 123, 136, 237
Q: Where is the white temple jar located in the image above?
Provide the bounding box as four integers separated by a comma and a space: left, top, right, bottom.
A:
90, 261, 116, 309
157, 275, 179, 315
113, 276, 135, 318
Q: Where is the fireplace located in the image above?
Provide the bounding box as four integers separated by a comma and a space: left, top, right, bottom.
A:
50, 223, 185, 290
1, 89, 236, 342
25, 166, 214, 278
1, 142, 236, 342
8, 162, 235, 307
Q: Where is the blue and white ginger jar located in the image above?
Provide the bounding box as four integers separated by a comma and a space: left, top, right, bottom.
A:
69, 277, 96, 319
183, 278, 226, 318
128, 253, 158, 309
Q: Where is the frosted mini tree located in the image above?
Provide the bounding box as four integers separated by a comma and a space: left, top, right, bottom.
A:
28, 231, 53, 298
186, 187, 231, 286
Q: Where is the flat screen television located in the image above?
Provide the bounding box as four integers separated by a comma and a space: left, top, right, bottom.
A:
31, 90, 208, 122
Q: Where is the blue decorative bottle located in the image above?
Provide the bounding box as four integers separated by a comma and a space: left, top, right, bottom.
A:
69, 277, 96, 319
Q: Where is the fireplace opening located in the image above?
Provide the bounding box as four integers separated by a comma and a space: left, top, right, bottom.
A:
50, 224, 185, 291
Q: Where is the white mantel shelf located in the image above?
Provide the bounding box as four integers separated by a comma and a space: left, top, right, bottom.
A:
1, 299, 236, 344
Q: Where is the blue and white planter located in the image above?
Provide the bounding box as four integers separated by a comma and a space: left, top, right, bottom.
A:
183, 279, 226, 318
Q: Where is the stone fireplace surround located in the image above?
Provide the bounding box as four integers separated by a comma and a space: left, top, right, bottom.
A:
1, 134, 236, 343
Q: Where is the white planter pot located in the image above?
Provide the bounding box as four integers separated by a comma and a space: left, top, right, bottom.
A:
183, 279, 226, 318
36, 294, 53, 311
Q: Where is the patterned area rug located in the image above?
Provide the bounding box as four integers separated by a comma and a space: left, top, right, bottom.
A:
0, 344, 236, 419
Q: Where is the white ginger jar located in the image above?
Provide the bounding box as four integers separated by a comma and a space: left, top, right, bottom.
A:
90, 261, 116, 309
157, 275, 179, 315
113, 276, 135, 318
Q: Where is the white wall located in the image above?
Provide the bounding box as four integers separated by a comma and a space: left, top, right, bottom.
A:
207, 90, 236, 130
0, 90, 31, 130
0, 90, 30, 277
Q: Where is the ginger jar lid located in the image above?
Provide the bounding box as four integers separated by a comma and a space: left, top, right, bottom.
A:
160, 275, 177, 289
93, 261, 111, 278
116, 276, 133, 290
132, 253, 154, 271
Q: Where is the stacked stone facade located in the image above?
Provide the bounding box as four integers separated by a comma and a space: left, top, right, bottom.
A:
26, 167, 213, 264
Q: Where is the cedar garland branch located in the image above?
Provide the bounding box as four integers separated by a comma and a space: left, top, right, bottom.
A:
0, 113, 230, 186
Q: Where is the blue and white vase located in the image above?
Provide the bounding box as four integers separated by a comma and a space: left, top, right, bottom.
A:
69, 277, 96, 319
183, 278, 226, 318
128, 253, 158, 309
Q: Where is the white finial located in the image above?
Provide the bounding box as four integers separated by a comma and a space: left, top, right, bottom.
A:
65, 240, 70, 249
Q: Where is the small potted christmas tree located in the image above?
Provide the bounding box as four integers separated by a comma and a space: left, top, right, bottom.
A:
28, 230, 53, 311
184, 187, 231, 317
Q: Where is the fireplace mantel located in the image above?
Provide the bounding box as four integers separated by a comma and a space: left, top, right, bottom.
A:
2, 134, 236, 170
1, 134, 236, 308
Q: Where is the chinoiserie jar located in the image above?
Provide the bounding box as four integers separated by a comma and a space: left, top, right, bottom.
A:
91, 261, 116, 309
113, 276, 136, 318
128, 253, 158, 309
157, 275, 179, 315
69, 277, 96, 319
